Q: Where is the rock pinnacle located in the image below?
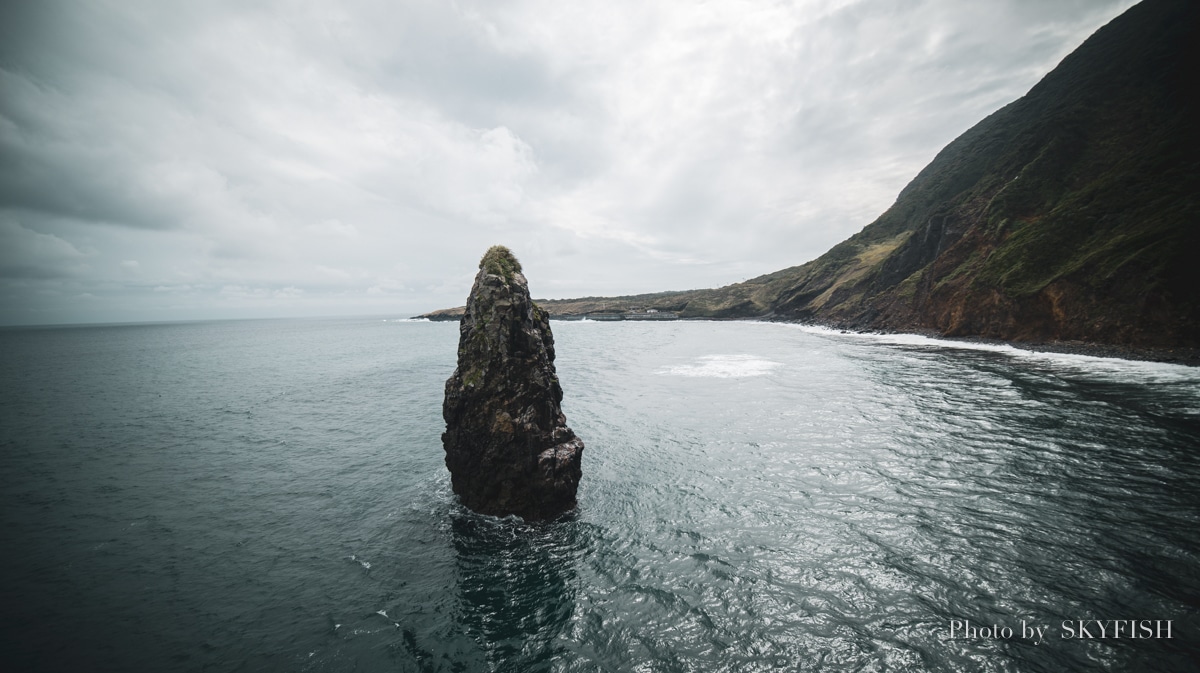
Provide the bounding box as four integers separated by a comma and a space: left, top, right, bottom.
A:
442, 246, 584, 520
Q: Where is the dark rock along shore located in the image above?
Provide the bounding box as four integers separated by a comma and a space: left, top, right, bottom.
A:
442, 246, 584, 520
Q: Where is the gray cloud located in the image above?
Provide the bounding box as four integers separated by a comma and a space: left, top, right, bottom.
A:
0, 0, 1137, 324
0, 217, 89, 279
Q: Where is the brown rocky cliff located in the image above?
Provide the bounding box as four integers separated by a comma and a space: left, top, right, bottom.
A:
442, 246, 584, 520
773, 0, 1200, 349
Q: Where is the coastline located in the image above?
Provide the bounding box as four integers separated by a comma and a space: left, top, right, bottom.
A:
416, 309, 1199, 367
776, 321, 1200, 367
947, 335, 1200, 367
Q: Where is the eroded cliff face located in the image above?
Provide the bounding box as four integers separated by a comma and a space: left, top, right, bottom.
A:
770, 0, 1200, 349
442, 246, 583, 520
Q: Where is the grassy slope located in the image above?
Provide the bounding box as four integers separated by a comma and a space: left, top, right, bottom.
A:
763, 0, 1200, 348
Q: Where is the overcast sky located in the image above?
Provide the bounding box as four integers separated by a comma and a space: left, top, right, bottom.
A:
0, 0, 1137, 325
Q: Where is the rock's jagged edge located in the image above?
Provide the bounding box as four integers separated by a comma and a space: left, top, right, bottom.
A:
442, 247, 583, 520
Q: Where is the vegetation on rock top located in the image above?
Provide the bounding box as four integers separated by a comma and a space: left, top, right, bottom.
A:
480, 245, 522, 282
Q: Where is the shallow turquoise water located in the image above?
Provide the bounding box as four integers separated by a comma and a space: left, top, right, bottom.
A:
1, 318, 1197, 671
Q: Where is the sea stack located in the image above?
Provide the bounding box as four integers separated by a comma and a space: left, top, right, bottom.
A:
442, 246, 584, 520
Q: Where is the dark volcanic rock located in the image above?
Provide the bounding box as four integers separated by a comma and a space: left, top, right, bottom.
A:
442, 246, 584, 520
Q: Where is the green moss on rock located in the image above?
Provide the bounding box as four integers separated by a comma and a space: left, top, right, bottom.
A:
480, 245, 522, 282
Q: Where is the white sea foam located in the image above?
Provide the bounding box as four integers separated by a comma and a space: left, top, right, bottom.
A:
786, 324, 1200, 383
657, 354, 782, 378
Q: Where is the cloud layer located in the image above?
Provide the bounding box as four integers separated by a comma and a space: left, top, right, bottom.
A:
0, 0, 1136, 324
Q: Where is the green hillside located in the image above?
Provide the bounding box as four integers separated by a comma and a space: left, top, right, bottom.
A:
764, 0, 1200, 348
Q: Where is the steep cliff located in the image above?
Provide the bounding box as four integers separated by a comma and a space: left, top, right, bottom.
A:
442, 246, 584, 520
765, 0, 1200, 348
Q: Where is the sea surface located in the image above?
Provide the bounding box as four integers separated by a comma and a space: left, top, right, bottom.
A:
1, 317, 1198, 672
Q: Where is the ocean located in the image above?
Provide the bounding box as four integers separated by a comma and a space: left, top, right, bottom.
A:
1, 317, 1197, 672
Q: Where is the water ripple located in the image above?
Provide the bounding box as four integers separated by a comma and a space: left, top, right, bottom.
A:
1, 319, 1197, 671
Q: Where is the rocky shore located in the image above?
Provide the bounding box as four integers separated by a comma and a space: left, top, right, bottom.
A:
418, 302, 1199, 366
